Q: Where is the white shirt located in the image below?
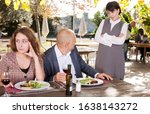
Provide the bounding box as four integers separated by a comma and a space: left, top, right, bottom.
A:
95, 19, 128, 47
54, 45, 76, 79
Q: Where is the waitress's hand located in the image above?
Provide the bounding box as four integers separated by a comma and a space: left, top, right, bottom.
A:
119, 33, 124, 37
25, 42, 38, 60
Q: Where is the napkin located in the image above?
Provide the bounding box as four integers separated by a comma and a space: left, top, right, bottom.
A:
6, 87, 22, 94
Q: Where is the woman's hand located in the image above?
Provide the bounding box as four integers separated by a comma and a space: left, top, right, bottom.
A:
25, 42, 38, 60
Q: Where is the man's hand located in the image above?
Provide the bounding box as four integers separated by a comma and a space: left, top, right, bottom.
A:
96, 73, 113, 80
54, 72, 66, 82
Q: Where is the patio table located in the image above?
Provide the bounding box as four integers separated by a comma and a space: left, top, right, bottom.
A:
4, 79, 150, 97
129, 42, 150, 64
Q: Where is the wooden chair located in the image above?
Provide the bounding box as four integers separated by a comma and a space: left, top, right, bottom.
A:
146, 52, 150, 63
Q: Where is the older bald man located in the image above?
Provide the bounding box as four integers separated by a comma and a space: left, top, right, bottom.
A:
43, 28, 113, 82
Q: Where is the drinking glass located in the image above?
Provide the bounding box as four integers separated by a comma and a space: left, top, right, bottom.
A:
62, 56, 68, 74
62, 63, 68, 74
1, 72, 10, 97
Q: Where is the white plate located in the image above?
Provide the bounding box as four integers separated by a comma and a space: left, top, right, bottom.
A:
74, 78, 103, 87
14, 81, 50, 91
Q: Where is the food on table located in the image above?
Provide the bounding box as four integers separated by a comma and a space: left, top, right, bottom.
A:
80, 78, 98, 85
20, 81, 47, 89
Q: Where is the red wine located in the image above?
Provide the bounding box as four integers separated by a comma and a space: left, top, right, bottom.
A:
63, 69, 68, 74
1, 79, 10, 85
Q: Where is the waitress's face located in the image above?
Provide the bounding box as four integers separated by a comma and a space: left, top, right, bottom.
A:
107, 9, 120, 20
15, 33, 29, 53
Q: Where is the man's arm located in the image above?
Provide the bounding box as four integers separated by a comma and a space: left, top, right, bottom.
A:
43, 54, 53, 82
74, 47, 113, 80
74, 47, 98, 78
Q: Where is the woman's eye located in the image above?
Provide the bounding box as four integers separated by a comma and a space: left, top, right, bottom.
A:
16, 39, 28, 43
23, 40, 28, 43
16, 40, 20, 43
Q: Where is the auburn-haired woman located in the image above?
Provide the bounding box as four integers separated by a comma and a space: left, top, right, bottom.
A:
0, 27, 44, 85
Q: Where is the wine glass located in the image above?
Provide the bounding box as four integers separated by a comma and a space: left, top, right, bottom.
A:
1, 72, 10, 97
62, 56, 68, 74
61, 61, 68, 84
62, 63, 68, 74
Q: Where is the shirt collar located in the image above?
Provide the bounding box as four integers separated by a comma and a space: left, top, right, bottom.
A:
54, 45, 71, 58
110, 18, 121, 24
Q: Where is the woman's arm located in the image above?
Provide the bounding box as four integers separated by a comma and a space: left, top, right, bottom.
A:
109, 23, 128, 45
25, 43, 45, 80
94, 20, 112, 47
34, 57, 45, 81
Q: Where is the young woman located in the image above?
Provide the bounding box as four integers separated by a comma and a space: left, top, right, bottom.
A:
0, 27, 44, 85
95, 1, 128, 80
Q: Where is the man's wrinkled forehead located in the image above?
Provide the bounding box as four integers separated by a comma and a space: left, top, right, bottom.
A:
59, 30, 74, 38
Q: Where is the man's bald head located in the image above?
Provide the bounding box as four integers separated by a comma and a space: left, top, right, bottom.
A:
56, 28, 76, 45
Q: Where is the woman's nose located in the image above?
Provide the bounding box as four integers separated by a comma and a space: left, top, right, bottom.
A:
18, 42, 23, 47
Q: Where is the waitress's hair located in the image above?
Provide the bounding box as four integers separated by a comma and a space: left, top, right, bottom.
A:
106, 1, 121, 15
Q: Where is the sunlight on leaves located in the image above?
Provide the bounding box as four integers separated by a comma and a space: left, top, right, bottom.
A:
138, 0, 144, 5
40, 0, 46, 6
120, 0, 129, 10
21, 2, 30, 11
94, 0, 99, 5
5, 0, 11, 6
20, 0, 30, 11
13, 0, 20, 10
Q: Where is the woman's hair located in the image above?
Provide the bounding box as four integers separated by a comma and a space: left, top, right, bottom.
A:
10, 27, 41, 56
106, 1, 121, 14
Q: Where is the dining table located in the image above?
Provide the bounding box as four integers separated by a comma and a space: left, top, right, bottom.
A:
1, 79, 150, 97
77, 46, 97, 64
46, 38, 57, 46
46, 38, 99, 47
129, 42, 150, 64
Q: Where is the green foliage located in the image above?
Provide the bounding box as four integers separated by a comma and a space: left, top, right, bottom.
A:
92, 11, 106, 34
121, 11, 133, 23
120, 10, 138, 38
120, 4, 150, 38
94, 0, 99, 6
0, 0, 32, 36
136, 4, 150, 37
31, 15, 59, 38
119, 0, 129, 11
